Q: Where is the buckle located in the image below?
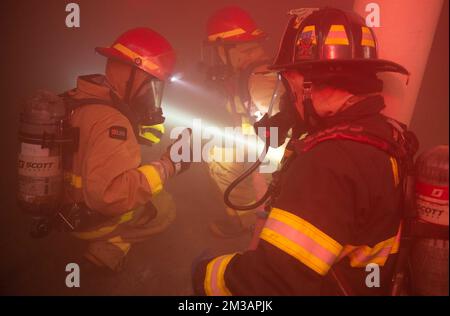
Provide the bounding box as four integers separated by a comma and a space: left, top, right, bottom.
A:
303, 81, 313, 100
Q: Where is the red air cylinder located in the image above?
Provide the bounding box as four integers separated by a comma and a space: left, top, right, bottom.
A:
410, 145, 449, 295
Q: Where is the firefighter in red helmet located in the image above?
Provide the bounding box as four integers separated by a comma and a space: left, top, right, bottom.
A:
193, 8, 418, 295
61, 28, 190, 271
201, 6, 282, 240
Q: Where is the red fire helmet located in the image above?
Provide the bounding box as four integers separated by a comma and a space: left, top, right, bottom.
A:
96, 27, 176, 81
207, 6, 266, 43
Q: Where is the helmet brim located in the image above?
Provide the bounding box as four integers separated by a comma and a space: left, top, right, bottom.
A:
236, 31, 268, 43
95, 46, 171, 81
208, 31, 268, 45
269, 59, 409, 76
95, 46, 134, 65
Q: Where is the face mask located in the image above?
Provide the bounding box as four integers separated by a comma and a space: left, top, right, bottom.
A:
199, 41, 234, 84
253, 75, 308, 147
130, 77, 166, 145
130, 77, 165, 121
226, 42, 265, 69
248, 71, 283, 120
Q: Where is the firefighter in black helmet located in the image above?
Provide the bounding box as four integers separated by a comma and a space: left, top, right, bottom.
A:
193, 7, 418, 295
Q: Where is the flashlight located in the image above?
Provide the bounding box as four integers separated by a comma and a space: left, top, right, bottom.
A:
169, 73, 183, 83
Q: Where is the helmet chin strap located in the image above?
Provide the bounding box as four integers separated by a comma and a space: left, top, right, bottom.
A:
108, 65, 140, 127
124, 66, 138, 104
302, 74, 321, 131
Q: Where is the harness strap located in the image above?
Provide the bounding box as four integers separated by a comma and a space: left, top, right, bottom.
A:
292, 120, 415, 163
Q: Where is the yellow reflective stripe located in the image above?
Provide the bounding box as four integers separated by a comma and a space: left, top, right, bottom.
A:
71, 210, 134, 240
140, 123, 165, 134
362, 27, 371, 34
325, 25, 349, 45
138, 165, 163, 195
251, 29, 263, 36
140, 131, 161, 144
139, 124, 165, 144
260, 208, 342, 276
241, 115, 254, 135
65, 172, 82, 189
241, 122, 254, 135
113, 43, 159, 70
361, 27, 375, 47
329, 25, 346, 32
326, 38, 349, 45
270, 208, 342, 255
108, 236, 131, 255
301, 25, 317, 44
390, 157, 400, 187
260, 228, 331, 275
149, 123, 165, 133
338, 225, 401, 268
204, 253, 237, 296
208, 28, 246, 41
343, 237, 399, 267
361, 39, 375, 47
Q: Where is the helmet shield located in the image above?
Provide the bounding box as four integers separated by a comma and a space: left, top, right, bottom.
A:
248, 71, 284, 119
199, 40, 234, 83
131, 76, 166, 126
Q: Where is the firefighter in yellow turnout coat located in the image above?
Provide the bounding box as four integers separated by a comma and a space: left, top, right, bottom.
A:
63, 28, 190, 271
203, 6, 282, 238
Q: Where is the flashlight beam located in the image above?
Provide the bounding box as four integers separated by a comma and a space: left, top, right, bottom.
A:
163, 102, 286, 166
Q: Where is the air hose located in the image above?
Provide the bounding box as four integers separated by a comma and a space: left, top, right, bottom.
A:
223, 142, 272, 211
223, 74, 282, 211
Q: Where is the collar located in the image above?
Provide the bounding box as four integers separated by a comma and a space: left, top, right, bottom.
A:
318, 95, 385, 129
73, 74, 112, 102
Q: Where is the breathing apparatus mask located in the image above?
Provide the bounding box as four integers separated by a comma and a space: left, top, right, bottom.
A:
224, 72, 306, 211
199, 39, 235, 88
199, 40, 267, 91
253, 73, 306, 146
111, 66, 166, 145
200, 37, 306, 210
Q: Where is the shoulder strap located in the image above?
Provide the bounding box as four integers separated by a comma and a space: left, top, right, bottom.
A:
60, 92, 116, 114
293, 123, 394, 155
60, 91, 143, 143
293, 119, 418, 163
